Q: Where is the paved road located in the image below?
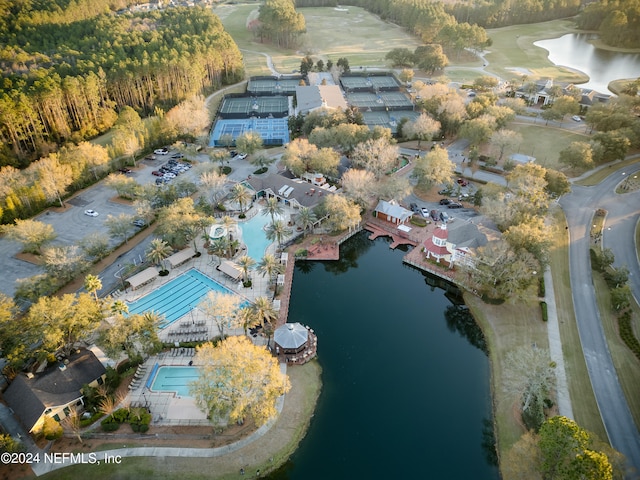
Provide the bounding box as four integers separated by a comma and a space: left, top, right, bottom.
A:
560, 165, 640, 475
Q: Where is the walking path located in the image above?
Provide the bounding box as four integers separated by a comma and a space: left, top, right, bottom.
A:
543, 267, 574, 419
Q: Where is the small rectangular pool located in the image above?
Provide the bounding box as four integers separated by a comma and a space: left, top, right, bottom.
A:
150, 365, 200, 397
127, 269, 238, 328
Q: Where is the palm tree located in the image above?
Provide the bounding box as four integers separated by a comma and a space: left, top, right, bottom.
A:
297, 206, 317, 237
261, 196, 284, 224
252, 296, 278, 348
230, 183, 252, 213
252, 296, 278, 327
236, 306, 255, 336
265, 219, 292, 249
237, 255, 256, 284
146, 238, 173, 272
209, 237, 228, 264
84, 274, 102, 302
220, 215, 236, 243
110, 299, 129, 316
258, 254, 284, 283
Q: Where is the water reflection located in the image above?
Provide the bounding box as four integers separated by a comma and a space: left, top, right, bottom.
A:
445, 304, 489, 354
267, 233, 498, 479
534, 33, 640, 94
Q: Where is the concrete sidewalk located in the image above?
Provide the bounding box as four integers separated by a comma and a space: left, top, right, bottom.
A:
544, 267, 574, 419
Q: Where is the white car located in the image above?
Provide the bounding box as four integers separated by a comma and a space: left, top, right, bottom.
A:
235, 153, 248, 160
163, 172, 176, 179
154, 148, 169, 155
84, 209, 99, 217
572, 115, 581, 122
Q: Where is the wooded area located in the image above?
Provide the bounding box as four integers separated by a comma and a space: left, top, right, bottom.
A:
0, 1, 244, 166
576, 0, 640, 48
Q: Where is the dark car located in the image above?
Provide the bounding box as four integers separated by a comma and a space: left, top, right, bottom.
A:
171, 153, 184, 159
457, 177, 468, 186
409, 202, 419, 213
151, 170, 163, 176
447, 202, 463, 209
229, 150, 237, 157
439, 198, 451, 205
118, 168, 132, 174
430, 209, 439, 221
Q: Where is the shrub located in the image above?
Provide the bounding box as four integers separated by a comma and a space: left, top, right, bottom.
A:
538, 276, 545, 297
113, 408, 130, 423
100, 416, 120, 432
540, 301, 548, 321
294, 248, 308, 258
239, 213, 246, 219
222, 166, 232, 174
410, 216, 427, 227
618, 311, 640, 361
253, 167, 268, 175
159, 269, 169, 277
42, 416, 63, 440
79, 412, 104, 427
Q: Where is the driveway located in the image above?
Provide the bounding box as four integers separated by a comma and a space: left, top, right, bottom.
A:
560, 165, 640, 473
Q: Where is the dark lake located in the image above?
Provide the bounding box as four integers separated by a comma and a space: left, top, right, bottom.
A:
267, 232, 499, 479
534, 33, 640, 94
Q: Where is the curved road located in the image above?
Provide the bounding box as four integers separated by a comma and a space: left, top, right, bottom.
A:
560, 164, 640, 474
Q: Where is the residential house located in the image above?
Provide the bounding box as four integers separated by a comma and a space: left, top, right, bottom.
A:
4, 349, 107, 433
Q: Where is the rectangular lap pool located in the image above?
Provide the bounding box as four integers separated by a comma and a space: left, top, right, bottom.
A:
150, 365, 200, 397
127, 269, 238, 328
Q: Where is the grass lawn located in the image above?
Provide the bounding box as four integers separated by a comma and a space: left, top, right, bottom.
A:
484, 19, 589, 84
216, 5, 421, 76
508, 122, 590, 172
465, 293, 549, 458
575, 158, 640, 186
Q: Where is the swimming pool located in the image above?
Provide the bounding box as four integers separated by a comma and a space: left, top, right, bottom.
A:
150, 365, 200, 397
127, 269, 237, 328
240, 213, 279, 262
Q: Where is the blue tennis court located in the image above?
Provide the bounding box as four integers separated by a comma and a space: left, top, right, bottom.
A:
209, 117, 290, 147
127, 269, 240, 328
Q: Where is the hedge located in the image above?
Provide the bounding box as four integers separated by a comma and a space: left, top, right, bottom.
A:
540, 301, 548, 322
618, 311, 640, 361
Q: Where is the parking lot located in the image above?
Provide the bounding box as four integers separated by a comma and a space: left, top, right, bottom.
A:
0, 150, 207, 298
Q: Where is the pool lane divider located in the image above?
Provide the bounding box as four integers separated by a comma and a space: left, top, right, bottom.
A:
146, 362, 159, 390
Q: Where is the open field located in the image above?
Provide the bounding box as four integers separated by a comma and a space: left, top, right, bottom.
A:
508, 122, 590, 172
484, 20, 590, 84
215, 5, 422, 76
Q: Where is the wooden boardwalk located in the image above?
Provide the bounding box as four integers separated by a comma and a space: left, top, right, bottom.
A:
364, 221, 417, 249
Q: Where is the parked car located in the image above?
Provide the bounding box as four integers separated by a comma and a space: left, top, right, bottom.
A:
171, 153, 184, 159
410, 202, 419, 213
132, 219, 145, 228
457, 177, 468, 186
145, 155, 157, 161
430, 209, 439, 221
235, 153, 248, 160
154, 148, 169, 155
440, 211, 450, 223
229, 150, 237, 157
84, 209, 99, 217
421, 207, 430, 218
163, 172, 176, 179
439, 198, 451, 205
151, 170, 163, 176
155, 178, 166, 185
118, 168, 132, 174
447, 202, 463, 209
572, 115, 581, 122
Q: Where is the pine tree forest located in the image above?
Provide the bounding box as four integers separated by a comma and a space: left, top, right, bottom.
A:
0, 1, 244, 166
